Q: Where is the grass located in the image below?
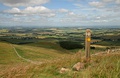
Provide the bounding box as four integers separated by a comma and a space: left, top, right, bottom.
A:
14, 44, 71, 61
0, 42, 24, 64
1, 52, 120, 78
26, 41, 68, 52
32, 53, 120, 78
89, 54, 120, 78
95, 41, 120, 46
0, 41, 120, 78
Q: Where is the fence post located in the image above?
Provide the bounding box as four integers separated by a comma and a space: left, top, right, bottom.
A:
85, 29, 91, 61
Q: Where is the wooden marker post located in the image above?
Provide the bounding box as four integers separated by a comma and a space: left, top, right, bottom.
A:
85, 29, 91, 61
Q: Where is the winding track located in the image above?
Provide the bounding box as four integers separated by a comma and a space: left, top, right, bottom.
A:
10, 44, 43, 65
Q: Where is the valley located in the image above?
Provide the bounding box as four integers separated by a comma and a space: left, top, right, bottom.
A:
0, 26, 120, 78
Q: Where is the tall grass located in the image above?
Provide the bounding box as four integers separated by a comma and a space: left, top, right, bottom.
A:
0, 42, 120, 78
89, 54, 120, 78
1, 52, 119, 78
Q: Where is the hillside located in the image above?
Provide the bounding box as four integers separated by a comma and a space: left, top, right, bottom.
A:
0, 42, 23, 64
0, 41, 120, 78
0, 41, 72, 63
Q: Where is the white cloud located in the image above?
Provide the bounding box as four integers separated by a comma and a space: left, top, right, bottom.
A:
102, 0, 119, 3
67, 12, 75, 15
102, 0, 120, 4
0, 0, 49, 7
89, 1, 105, 8
4, 6, 55, 17
60, 12, 88, 24
93, 20, 109, 23
94, 0, 120, 12
23, 6, 51, 14
4, 8, 20, 13
116, 0, 120, 4
102, 0, 113, 2
96, 17, 101, 19
1, 0, 120, 26
58, 9, 69, 13
74, 4, 83, 7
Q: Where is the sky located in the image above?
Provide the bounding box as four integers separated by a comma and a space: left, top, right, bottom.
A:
0, 0, 120, 27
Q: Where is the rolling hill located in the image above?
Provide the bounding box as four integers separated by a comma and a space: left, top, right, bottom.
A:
0, 41, 120, 78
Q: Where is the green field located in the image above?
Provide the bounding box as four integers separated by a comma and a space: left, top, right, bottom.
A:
0, 27, 120, 78
0, 42, 23, 64
0, 41, 120, 78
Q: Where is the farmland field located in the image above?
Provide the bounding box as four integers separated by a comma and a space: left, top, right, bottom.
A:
0, 26, 120, 78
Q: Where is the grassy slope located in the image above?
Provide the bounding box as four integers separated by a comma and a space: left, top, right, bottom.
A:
28, 53, 120, 78
14, 44, 71, 61
0, 41, 74, 77
0, 42, 23, 64
0, 41, 120, 78
26, 41, 69, 52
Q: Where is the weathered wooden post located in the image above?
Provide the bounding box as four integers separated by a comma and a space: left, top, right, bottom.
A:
85, 29, 91, 61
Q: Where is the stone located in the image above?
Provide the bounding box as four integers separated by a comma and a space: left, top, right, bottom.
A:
107, 49, 110, 54
72, 62, 85, 71
59, 67, 70, 74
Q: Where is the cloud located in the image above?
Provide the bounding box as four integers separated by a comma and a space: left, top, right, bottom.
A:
23, 6, 51, 14
88, 0, 120, 11
105, 6, 120, 12
60, 12, 88, 23
89, 1, 105, 8
74, 4, 83, 7
67, 0, 81, 2
0, 0, 49, 7
102, 0, 120, 4
0, 13, 54, 26
58, 9, 69, 13
116, 0, 120, 4
1, 0, 120, 26
67, 12, 75, 15
102, 0, 113, 2
60, 8, 120, 24
88, 0, 120, 13
4, 8, 20, 14
4, 6, 55, 17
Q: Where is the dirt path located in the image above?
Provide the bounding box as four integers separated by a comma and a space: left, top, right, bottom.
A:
10, 44, 43, 65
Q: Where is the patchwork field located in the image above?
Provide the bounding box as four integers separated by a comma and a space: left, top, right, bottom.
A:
0, 27, 120, 78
